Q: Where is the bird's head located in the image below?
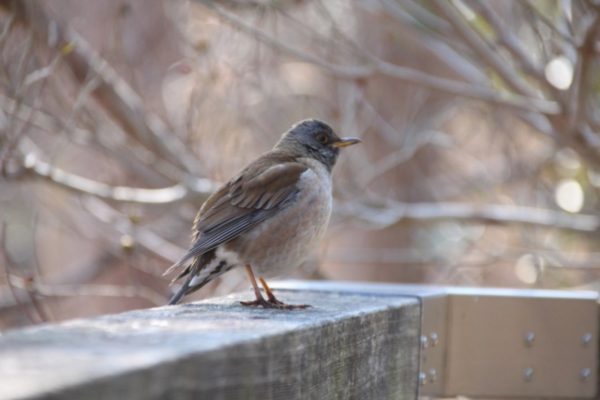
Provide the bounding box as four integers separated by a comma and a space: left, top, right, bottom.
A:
275, 119, 361, 171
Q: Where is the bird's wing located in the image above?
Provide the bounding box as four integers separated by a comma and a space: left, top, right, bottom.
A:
164, 158, 307, 276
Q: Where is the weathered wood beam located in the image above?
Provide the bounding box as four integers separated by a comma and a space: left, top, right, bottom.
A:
0, 289, 421, 400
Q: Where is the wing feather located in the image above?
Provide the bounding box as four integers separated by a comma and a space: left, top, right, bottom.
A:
164, 155, 307, 277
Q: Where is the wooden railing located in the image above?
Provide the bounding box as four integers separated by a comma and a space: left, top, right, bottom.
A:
0, 281, 597, 400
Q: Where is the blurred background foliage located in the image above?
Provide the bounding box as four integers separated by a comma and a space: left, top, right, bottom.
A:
1, 0, 600, 328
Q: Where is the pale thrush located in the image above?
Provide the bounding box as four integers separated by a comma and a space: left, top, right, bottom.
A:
164, 119, 360, 308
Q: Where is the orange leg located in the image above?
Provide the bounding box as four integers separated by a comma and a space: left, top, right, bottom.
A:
240, 264, 269, 307
239, 265, 310, 309
259, 277, 283, 304
259, 276, 310, 310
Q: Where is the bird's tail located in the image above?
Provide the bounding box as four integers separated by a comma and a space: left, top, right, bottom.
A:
167, 257, 216, 305
168, 270, 215, 305
165, 251, 218, 305
162, 257, 188, 278
168, 278, 191, 305
167, 257, 198, 305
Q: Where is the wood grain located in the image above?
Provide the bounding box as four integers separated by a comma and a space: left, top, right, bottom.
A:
0, 288, 420, 400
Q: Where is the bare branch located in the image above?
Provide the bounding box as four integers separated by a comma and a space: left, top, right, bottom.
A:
328, 245, 600, 271
34, 283, 166, 306
433, 1, 539, 98
0, 94, 191, 183
373, 59, 559, 114
520, 1, 577, 47
63, 29, 201, 174
569, 14, 600, 130
321, 0, 487, 85
81, 197, 185, 263
339, 201, 600, 233
384, 0, 453, 35
470, 1, 549, 85
357, 130, 448, 185
14, 151, 216, 204
9, 1, 203, 176
7, 277, 166, 306
198, 1, 372, 78
0, 222, 39, 323
196, 0, 560, 115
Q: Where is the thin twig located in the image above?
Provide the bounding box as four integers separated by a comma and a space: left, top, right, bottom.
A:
520, 1, 577, 47
196, 0, 560, 115
64, 29, 202, 175
29, 212, 54, 321
9, 281, 166, 306
38, 284, 166, 306
0, 94, 191, 183
81, 196, 185, 263
378, 0, 486, 80
569, 14, 600, 131
432, 0, 539, 98
16, 152, 208, 204
470, 0, 549, 86
357, 130, 448, 185
9, 1, 203, 176
0, 221, 37, 323
383, 0, 453, 35
339, 201, 600, 232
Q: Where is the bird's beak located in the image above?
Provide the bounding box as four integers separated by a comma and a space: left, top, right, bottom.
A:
332, 137, 362, 148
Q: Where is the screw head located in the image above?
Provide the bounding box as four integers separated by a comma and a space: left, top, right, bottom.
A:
429, 368, 437, 383
523, 367, 534, 382
419, 372, 427, 385
580, 368, 592, 381
429, 332, 439, 347
524, 332, 535, 347
581, 333, 593, 346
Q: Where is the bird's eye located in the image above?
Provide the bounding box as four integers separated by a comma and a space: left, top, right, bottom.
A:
316, 133, 328, 144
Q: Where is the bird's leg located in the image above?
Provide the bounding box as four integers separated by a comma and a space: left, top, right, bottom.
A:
259, 277, 310, 310
240, 264, 270, 307
239, 265, 309, 309
259, 277, 284, 305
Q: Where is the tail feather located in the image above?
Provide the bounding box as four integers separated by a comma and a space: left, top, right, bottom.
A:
168, 286, 187, 306
162, 257, 188, 278
165, 250, 217, 305
168, 282, 189, 305
168, 272, 212, 305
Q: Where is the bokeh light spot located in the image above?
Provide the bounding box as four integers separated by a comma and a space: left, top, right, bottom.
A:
555, 179, 584, 213
545, 56, 573, 90
515, 254, 542, 284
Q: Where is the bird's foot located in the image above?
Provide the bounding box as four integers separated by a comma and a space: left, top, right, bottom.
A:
260, 277, 310, 309
240, 296, 310, 310
239, 270, 310, 309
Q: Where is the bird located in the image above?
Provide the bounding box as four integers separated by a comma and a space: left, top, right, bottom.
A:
163, 119, 361, 308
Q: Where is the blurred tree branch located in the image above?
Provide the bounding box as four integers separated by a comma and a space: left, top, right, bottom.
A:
10, 139, 216, 205
19, 152, 193, 204
7, 0, 202, 175
1, 1, 219, 205
340, 201, 600, 233
196, 0, 560, 114
81, 196, 185, 263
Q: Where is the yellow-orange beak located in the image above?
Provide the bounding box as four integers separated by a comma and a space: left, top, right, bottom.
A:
332, 137, 362, 148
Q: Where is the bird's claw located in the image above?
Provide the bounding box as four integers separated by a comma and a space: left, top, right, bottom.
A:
240, 298, 310, 310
